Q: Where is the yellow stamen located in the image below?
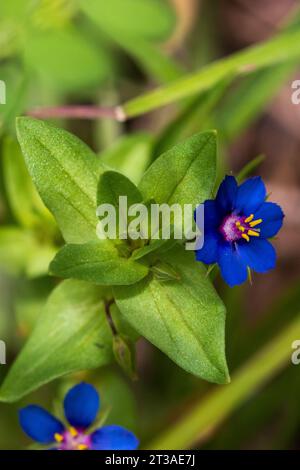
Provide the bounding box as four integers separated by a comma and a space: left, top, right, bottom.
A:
244, 214, 254, 223
77, 444, 88, 450
242, 233, 250, 242
248, 229, 260, 237
69, 427, 78, 437
54, 433, 63, 443
236, 221, 241, 226
237, 225, 245, 232
249, 218, 262, 227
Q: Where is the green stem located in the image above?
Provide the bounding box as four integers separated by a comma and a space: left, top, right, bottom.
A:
146, 314, 300, 449
122, 28, 300, 118
236, 154, 266, 182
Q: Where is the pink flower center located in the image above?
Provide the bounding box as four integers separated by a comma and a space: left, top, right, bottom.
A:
54, 427, 91, 451
219, 214, 262, 243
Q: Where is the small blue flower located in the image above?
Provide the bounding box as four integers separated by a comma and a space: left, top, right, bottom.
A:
195, 175, 284, 287
19, 382, 139, 450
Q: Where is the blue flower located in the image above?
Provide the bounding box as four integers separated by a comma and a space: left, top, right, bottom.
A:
195, 175, 284, 287
19, 382, 139, 450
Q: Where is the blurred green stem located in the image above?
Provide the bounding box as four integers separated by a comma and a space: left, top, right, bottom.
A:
236, 154, 266, 182
123, 28, 300, 118
147, 314, 300, 449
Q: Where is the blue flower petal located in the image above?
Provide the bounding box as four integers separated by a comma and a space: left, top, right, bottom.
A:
218, 242, 248, 287
238, 238, 276, 273
235, 177, 266, 215
216, 175, 238, 213
196, 231, 220, 264
90, 425, 139, 450
64, 383, 100, 430
204, 200, 222, 228
254, 201, 284, 238
19, 405, 64, 444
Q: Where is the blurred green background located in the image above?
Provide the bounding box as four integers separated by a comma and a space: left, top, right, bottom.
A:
1, 0, 300, 450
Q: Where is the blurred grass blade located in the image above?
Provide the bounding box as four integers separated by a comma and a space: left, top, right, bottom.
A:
236, 154, 266, 183
122, 28, 300, 117
214, 62, 297, 142
154, 75, 233, 157
147, 314, 300, 449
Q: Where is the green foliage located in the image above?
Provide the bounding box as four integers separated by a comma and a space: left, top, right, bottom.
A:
97, 171, 143, 217
123, 27, 300, 117
139, 131, 216, 208
114, 248, 229, 384
0, 280, 113, 402
99, 133, 153, 185
0, 118, 229, 395
23, 28, 108, 93
2, 137, 53, 229
79, 0, 176, 42
0, 227, 56, 278
0, 1, 299, 451
112, 335, 137, 380
16, 117, 103, 244
50, 240, 149, 285
0, 64, 28, 135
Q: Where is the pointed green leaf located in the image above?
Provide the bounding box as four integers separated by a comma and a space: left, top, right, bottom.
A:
97, 170, 142, 209
139, 131, 217, 208
0, 280, 113, 402
50, 240, 149, 285
100, 133, 152, 185
16, 117, 104, 243
114, 248, 229, 384
97, 170, 143, 239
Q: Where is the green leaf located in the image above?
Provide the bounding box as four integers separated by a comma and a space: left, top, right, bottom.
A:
97, 170, 142, 210
16, 117, 104, 244
31, 0, 77, 30
15, 279, 53, 338
50, 240, 149, 285
131, 239, 175, 260
151, 260, 181, 282
80, 0, 176, 42
139, 131, 217, 207
23, 28, 109, 92
2, 137, 54, 229
0, 280, 113, 402
100, 133, 153, 185
97, 170, 143, 239
114, 248, 229, 384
